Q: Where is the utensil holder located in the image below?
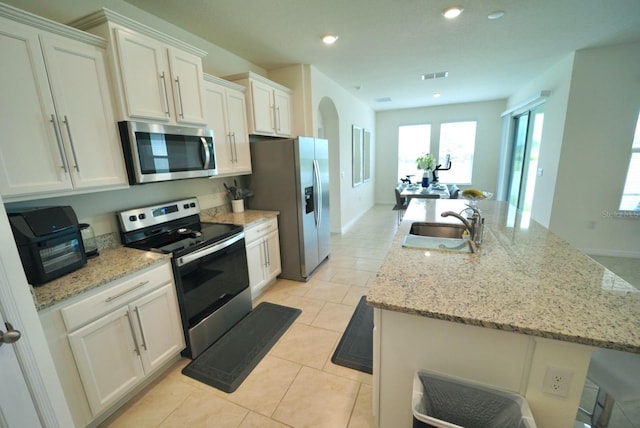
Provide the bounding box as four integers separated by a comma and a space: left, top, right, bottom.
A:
232, 199, 244, 213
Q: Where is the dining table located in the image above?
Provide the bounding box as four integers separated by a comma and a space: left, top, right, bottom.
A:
400, 184, 450, 199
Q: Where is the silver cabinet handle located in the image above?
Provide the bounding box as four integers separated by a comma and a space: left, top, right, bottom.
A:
262, 240, 268, 268
50, 114, 68, 172
227, 133, 235, 163
276, 106, 281, 132
104, 280, 150, 303
125, 312, 140, 356
265, 240, 270, 267
175, 76, 185, 119
271, 104, 277, 132
63, 116, 80, 172
0, 323, 21, 347
160, 72, 170, 117
133, 307, 147, 351
231, 132, 238, 163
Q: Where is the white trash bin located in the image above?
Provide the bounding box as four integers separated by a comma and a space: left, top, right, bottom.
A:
412, 371, 537, 428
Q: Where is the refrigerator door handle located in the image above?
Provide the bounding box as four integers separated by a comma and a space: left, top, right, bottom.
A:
313, 159, 322, 229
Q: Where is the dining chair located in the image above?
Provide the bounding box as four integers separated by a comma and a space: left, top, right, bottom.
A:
578, 348, 640, 428
392, 187, 408, 224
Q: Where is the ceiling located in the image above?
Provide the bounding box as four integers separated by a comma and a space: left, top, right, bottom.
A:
8, 0, 640, 111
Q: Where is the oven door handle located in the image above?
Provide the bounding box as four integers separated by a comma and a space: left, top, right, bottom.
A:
176, 232, 244, 267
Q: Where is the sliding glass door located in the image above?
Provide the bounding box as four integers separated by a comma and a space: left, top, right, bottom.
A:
507, 106, 544, 212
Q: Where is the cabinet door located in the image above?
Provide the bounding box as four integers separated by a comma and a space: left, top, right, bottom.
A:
0, 19, 71, 196
250, 80, 276, 135
246, 238, 267, 297
265, 230, 282, 280
203, 81, 233, 174
131, 283, 185, 374
115, 28, 171, 122
274, 89, 292, 136
41, 36, 127, 190
226, 89, 252, 174
168, 48, 206, 125
68, 307, 144, 416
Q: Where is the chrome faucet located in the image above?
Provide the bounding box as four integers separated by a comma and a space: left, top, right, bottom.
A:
441, 205, 483, 245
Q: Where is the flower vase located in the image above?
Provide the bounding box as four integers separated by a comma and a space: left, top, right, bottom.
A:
421, 171, 431, 188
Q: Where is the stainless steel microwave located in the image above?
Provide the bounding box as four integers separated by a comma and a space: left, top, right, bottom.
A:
118, 121, 217, 184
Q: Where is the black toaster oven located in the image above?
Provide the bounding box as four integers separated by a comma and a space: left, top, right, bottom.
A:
8, 206, 87, 286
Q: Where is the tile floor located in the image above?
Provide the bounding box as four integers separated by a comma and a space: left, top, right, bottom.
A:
100, 204, 639, 428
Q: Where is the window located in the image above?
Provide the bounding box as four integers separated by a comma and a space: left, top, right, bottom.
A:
398, 124, 430, 181
439, 121, 477, 184
619, 112, 640, 211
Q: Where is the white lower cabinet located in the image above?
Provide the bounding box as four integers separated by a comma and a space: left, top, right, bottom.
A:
245, 217, 281, 299
44, 261, 184, 422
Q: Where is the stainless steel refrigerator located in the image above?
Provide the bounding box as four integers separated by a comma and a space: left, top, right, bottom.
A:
248, 137, 330, 282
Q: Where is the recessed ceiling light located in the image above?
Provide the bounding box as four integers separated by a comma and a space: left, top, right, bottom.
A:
433, 92, 441, 98
443, 6, 463, 19
322, 34, 339, 45
487, 10, 505, 20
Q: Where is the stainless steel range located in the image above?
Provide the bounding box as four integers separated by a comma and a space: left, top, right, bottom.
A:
117, 197, 251, 359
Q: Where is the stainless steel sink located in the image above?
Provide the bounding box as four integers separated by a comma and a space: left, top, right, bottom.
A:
409, 222, 467, 239
403, 222, 473, 253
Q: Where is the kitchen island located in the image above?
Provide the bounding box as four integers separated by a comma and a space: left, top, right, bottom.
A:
367, 199, 639, 427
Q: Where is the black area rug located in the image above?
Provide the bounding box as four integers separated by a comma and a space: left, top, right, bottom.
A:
182, 302, 301, 393
331, 296, 373, 374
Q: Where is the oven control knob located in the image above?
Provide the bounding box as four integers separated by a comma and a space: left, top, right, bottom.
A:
129, 215, 136, 222
183, 204, 189, 209
190, 202, 196, 207
138, 213, 146, 220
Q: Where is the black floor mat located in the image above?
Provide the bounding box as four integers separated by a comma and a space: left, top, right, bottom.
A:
182, 302, 301, 393
331, 296, 373, 374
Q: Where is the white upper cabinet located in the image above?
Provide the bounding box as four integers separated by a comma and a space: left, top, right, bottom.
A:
225, 72, 293, 137
115, 29, 206, 125
70, 9, 207, 127
0, 7, 127, 201
202, 75, 251, 176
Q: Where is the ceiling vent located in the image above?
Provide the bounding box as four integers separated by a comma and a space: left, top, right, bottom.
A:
375, 97, 392, 103
421, 71, 449, 80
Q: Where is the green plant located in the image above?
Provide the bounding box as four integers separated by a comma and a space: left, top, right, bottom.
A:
416, 153, 436, 171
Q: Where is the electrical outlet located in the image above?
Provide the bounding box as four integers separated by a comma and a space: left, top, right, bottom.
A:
542, 367, 573, 397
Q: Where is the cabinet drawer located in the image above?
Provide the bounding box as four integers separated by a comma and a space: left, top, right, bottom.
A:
61, 262, 173, 332
244, 217, 278, 243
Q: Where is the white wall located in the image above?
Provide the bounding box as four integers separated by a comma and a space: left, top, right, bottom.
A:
506, 54, 575, 227
310, 66, 376, 233
550, 42, 640, 255
375, 100, 506, 204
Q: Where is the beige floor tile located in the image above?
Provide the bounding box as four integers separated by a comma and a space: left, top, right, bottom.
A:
270, 323, 339, 369
329, 268, 374, 287
305, 279, 351, 303
239, 412, 290, 428
273, 366, 360, 428
158, 388, 248, 427
100, 367, 197, 427
348, 384, 376, 428
312, 301, 356, 332
342, 286, 370, 307
219, 355, 301, 417
276, 294, 326, 325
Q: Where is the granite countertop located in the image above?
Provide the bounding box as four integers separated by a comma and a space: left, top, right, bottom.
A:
33, 247, 170, 311
200, 208, 279, 226
33, 209, 278, 312
367, 199, 640, 353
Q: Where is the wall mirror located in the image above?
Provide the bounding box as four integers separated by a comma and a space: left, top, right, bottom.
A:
352, 125, 363, 187
363, 129, 371, 182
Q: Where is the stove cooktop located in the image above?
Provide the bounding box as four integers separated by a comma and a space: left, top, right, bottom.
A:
127, 222, 243, 256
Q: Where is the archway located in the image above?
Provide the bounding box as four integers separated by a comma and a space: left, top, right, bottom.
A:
317, 97, 340, 233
